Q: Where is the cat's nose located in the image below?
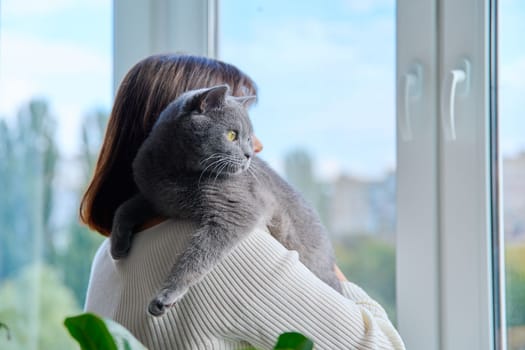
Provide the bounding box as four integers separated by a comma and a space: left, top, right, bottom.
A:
244, 153, 251, 160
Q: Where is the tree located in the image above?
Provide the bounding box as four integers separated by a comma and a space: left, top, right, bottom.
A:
506, 244, 525, 327
333, 235, 396, 322
0, 264, 80, 350
0, 100, 58, 279
56, 109, 107, 305
284, 149, 331, 229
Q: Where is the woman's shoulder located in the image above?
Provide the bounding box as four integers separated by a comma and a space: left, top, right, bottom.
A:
201, 227, 405, 350
207, 226, 326, 298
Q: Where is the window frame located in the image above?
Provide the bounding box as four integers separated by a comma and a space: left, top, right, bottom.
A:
397, 0, 502, 348
113, 0, 217, 92
396, 0, 440, 348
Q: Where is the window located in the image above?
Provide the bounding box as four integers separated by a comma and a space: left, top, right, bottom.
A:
219, 0, 397, 321
0, 1, 112, 348
2, 0, 523, 348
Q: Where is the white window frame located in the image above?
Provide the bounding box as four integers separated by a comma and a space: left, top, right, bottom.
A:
396, 0, 440, 347
114, 0, 505, 348
397, 0, 502, 348
113, 0, 217, 93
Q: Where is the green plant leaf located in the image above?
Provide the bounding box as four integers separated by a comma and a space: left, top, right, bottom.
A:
104, 318, 148, 350
273, 332, 314, 350
64, 313, 147, 350
0, 321, 11, 341
64, 313, 118, 350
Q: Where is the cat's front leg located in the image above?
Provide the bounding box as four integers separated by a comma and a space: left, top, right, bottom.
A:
148, 287, 189, 316
147, 221, 249, 316
110, 193, 156, 259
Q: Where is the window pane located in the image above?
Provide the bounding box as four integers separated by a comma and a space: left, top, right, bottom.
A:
219, 0, 396, 320
0, 1, 111, 348
499, 1, 525, 348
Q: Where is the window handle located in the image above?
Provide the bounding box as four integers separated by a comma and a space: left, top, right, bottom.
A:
399, 63, 423, 141
441, 59, 471, 141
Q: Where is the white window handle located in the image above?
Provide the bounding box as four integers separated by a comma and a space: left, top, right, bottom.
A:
441, 59, 470, 141
399, 63, 422, 141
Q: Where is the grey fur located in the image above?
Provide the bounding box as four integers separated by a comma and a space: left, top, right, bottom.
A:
110, 85, 340, 317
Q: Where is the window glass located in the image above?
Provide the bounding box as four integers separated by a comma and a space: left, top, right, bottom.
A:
499, 1, 525, 348
0, 1, 111, 348
220, 0, 396, 320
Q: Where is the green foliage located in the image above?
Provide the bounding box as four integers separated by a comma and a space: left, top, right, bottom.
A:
0, 100, 59, 279
80, 110, 108, 178
64, 313, 147, 350
65, 314, 117, 350
506, 244, 525, 327
0, 99, 110, 348
1, 100, 109, 308
0, 321, 11, 341
0, 264, 80, 349
273, 332, 314, 350
58, 109, 107, 306
64, 313, 313, 350
56, 222, 104, 306
333, 235, 396, 322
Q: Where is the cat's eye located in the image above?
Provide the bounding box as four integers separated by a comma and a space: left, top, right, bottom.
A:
226, 130, 238, 141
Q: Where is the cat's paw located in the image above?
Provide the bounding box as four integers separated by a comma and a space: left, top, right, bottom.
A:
148, 298, 170, 317
147, 288, 188, 317
110, 239, 131, 260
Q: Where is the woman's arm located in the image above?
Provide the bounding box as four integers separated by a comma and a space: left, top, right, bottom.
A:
212, 228, 405, 350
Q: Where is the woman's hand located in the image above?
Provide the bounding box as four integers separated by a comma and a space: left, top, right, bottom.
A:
334, 264, 348, 282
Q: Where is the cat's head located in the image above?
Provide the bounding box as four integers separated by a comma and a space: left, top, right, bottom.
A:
152, 84, 257, 176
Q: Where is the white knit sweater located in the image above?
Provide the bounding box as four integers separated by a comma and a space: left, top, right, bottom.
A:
85, 220, 405, 350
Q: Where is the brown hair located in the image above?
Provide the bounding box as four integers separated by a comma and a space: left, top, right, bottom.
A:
80, 54, 257, 236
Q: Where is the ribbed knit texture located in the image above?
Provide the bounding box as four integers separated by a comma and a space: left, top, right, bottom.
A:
85, 220, 405, 349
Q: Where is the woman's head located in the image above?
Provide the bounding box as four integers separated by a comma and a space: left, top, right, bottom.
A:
80, 54, 258, 236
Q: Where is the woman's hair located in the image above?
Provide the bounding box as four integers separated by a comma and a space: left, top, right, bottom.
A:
80, 54, 257, 236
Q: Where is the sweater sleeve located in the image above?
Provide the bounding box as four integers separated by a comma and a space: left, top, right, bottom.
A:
209, 228, 405, 350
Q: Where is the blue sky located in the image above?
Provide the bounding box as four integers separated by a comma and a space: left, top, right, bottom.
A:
0, 0, 524, 180
0, 0, 112, 154
220, 0, 396, 179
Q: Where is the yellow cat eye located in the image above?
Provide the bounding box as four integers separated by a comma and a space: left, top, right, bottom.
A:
226, 130, 238, 141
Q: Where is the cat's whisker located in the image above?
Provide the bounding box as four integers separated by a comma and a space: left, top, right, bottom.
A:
247, 167, 261, 186
215, 160, 230, 180
200, 153, 224, 166
213, 160, 231, 187
206, 158, 225, 185
199, 157, 226, 188
200, 153, 248, 189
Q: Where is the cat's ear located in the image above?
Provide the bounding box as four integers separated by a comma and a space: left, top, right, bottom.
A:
187, 84, 230, 113
232, 95, 257, 108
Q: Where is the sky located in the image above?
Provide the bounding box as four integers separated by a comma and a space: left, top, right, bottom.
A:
0, 0, 112, 154
220, 0, 396, 180
0, 0, 524, 180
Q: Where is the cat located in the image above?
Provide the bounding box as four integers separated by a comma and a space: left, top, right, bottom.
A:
110, 84, 341, 317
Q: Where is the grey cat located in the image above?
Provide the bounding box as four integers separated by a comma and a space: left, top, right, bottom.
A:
110, 85, 341, 317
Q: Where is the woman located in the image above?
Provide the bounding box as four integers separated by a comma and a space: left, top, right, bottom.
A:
82, 54, 405, 349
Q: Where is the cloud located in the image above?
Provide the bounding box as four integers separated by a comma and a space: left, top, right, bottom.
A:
0, 31, 112, 154
0, 31, 111, 115
222, 20, 355, 74
222, 17, 395, 133
222, 15, 394, 76
220, 13, 396, 178
1, 31, 110, 76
